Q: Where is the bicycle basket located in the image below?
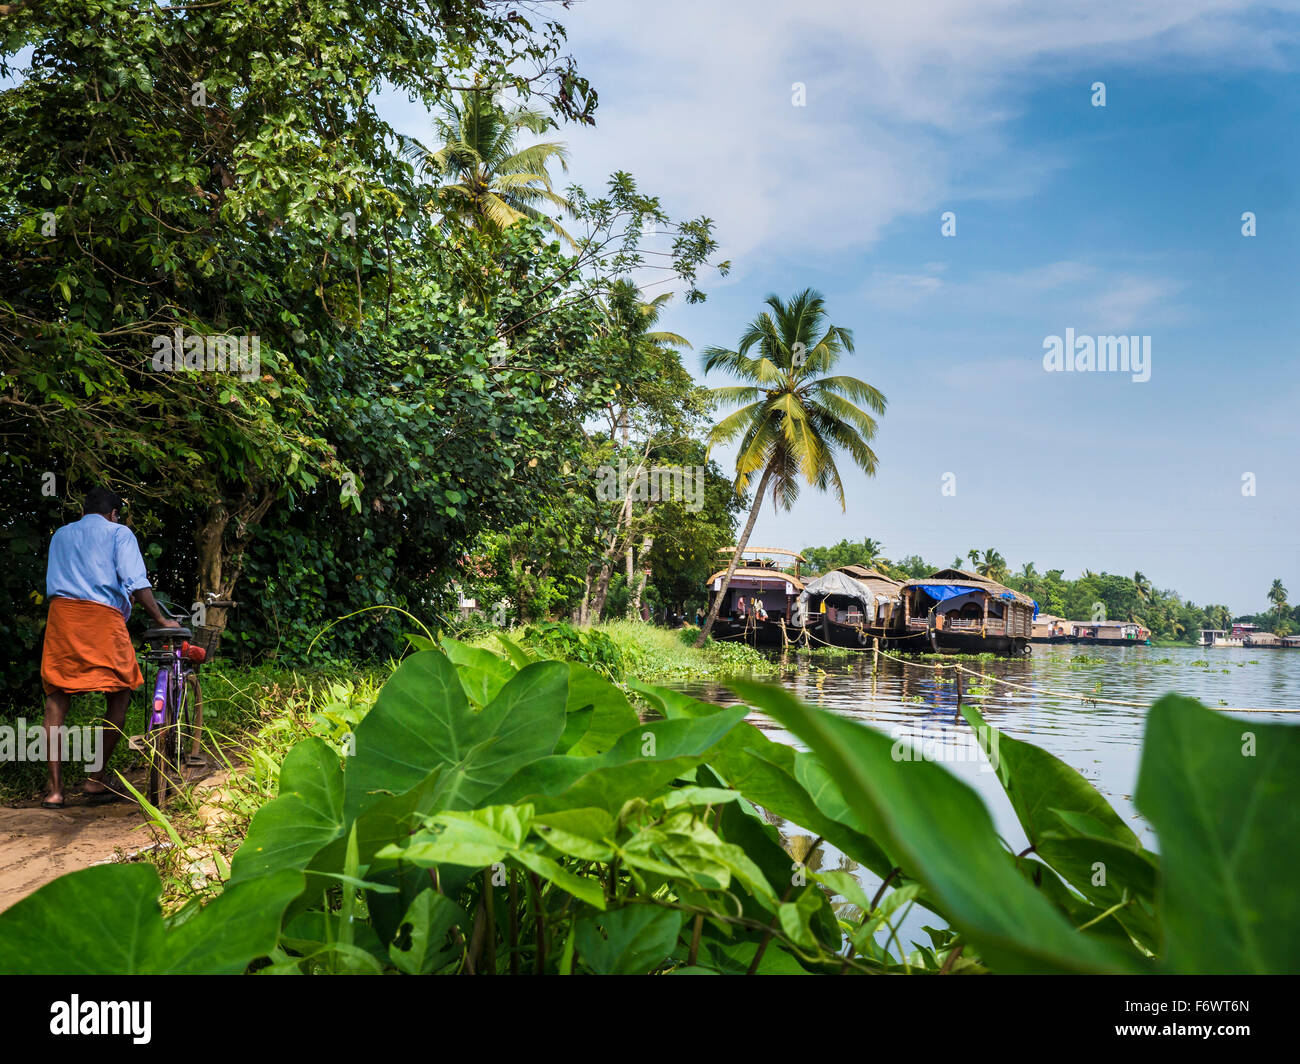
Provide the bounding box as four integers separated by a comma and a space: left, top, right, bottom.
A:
192, 624, 224, 661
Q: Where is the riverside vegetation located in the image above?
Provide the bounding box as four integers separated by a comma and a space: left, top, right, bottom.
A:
1, 633, 1293, 975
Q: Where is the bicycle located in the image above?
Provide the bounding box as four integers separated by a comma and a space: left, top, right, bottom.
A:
138, 594, 236, 807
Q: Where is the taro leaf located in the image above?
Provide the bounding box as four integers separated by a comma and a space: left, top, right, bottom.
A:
0, 864, 302, 974
382, 804, 607, 911
344, 650, 469, 820
533, 807, 617, 863
559, 662, 639, 756
1135, 694, 1300, 974
619, 809, 778, 908
631, 679, 897, 882
959, 703, 1157, 949
495, 632, 535, 669
482, 705, 750, 814
512, 849, 607, 910
728, 679, 1132, 974
575, 906, 684, 974
230, 737, 344, 884
701, 934, 810, 975
382, 804, 534, 867
959, 703, 1142, 850
440, 636, 516, 706
388, 888, 463, 975
344, 652, 567, 821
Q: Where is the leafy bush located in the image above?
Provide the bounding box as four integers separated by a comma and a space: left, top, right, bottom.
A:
520, 622, 624, 681
1, 639, 1295, 975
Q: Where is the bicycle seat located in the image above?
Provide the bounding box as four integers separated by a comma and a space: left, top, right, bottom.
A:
143, 626, 192, 641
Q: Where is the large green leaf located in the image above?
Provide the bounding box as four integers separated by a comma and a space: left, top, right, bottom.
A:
344, 651, 568, 820
560, 662, 640, 756
230, 737, 345, 884
482, 705, 750, 814
440, 636, 517, 706
575, 906, 684, 974
960, 703, 1158, 949
0, 864, 301, 974
631, 680, 897, 882
388, 889, 464, 975
1136, 694, 1300, 974
727, 679, 1133, 973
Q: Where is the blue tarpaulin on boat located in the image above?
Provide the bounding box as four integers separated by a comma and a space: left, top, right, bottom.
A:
915, 584, 983, 602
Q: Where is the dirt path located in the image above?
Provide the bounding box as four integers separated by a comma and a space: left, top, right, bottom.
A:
0, 761, 230, 913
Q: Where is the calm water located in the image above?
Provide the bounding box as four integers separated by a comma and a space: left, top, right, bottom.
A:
666, 643, 1300, 955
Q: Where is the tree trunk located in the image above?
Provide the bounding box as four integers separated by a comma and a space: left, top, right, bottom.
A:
577, 566, 595, 626
695, 465, 773, 648
192, 487, 273, 635
629, 534, 653, 620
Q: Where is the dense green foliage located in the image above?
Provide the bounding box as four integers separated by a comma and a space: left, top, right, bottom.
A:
0, 0, 728, 698
2, 640, 1294, 974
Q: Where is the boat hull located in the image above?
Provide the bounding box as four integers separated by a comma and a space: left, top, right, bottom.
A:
804, 615, 904, 649
1074, 638, 1150, 648
920, 628, 1029, 656
711, 618, 795, 648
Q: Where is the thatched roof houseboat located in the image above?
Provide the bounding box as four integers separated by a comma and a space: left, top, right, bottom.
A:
899, 568, 1037, 655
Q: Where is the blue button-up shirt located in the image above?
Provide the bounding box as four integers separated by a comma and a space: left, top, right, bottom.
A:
46, 514, 152, 619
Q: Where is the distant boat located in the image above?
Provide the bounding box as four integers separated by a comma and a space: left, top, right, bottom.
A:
1031, 613, 1075, 644
796, 564, 904, 648
704, 547, 806, 647
1073, 621, 1150, 647
899, 569, 1036, 656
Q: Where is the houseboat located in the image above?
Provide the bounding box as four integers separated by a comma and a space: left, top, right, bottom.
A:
796, 564, 903, 648
1031, 613, 1075, 644
704, 547, 806, 647
1073, 621, 1150, 647
899, 569, 1037, 656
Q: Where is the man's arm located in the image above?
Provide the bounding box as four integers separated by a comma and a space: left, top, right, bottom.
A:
132, 586, 179, 628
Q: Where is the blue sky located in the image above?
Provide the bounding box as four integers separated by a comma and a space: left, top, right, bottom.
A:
497, 0, 1300, 612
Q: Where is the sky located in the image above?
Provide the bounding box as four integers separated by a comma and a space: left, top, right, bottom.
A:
453, 0, 1300, 613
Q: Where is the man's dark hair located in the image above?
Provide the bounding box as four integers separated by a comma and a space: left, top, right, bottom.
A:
83, 487, 125, 516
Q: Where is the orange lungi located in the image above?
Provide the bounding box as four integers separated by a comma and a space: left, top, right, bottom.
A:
40, 597, 144, 694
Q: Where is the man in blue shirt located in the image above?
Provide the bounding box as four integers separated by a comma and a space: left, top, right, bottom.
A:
41, 487, 178, 808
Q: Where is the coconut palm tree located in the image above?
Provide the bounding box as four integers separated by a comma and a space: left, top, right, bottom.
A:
968, 548, 1008, 582
1268, 578, 1289, 617
859, 537, 886, 567
694, 289, 886, 647
401, 90, 573, 244
1133, 571, 1152, 605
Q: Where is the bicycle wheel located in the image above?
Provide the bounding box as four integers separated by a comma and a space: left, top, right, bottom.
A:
180, 671, 205, 767
146, 674, 181, 808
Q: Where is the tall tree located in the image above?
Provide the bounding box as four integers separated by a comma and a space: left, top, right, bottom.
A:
694, 289, 885, 646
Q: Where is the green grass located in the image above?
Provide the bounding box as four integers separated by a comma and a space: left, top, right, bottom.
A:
0, 660, 387, 803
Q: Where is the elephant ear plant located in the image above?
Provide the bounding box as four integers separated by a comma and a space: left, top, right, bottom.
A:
2, 637, 1296, 974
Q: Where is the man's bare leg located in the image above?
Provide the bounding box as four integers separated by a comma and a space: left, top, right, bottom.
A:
83, 688, 131, 796
43, 691, 71, 804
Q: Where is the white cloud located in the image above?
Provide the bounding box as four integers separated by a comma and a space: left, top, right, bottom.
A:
558, 1, 1300, 267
